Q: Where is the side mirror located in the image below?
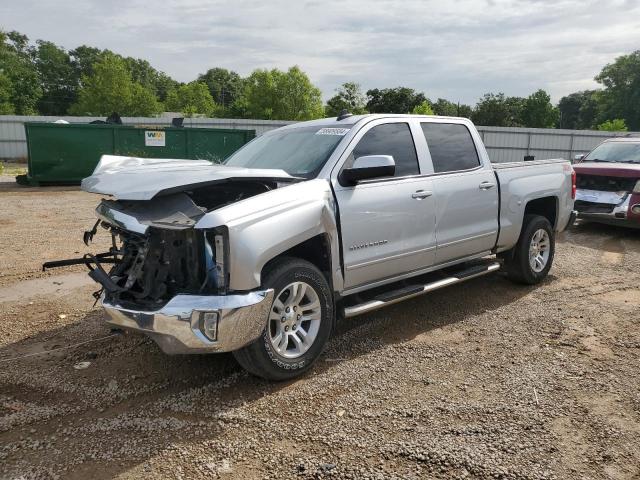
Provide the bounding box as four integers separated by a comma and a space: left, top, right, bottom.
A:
573, 154, 585, 163
340, 155, 395, 185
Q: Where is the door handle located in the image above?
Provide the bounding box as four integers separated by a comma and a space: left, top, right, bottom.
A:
479, 181, 496, 190
412, 190, 433, 199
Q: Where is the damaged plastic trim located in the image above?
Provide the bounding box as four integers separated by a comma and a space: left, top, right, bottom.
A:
96, 202, 148, 234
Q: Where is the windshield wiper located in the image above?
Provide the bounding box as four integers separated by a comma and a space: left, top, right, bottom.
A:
588, 158, 612, 162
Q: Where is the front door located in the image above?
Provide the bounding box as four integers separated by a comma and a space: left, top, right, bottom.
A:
332, 121, 437, 289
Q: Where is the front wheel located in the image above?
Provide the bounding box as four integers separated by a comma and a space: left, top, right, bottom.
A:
232, 257, 334, 381
502, 214, 555, 285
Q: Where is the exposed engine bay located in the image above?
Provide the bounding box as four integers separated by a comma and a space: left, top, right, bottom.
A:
44, 179, 284, 309
98, 226, 209, 309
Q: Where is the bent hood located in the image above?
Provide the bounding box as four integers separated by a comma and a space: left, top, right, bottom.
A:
573, 161, 640, 178
81, 155, 295, 200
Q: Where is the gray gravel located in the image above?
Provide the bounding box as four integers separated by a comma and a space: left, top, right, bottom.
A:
1, 183, 639, 479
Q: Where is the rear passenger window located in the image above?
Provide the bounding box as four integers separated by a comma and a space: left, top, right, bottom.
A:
421, 123, 480, 173
351, 123, 419, 177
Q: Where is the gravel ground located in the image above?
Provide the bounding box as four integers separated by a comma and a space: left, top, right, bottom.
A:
1, 176, 639, 480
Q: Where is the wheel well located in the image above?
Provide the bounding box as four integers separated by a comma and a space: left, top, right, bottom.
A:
261, 234, 332, 284
524, 197, 557, 229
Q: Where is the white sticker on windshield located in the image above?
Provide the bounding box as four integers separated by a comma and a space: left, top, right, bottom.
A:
316, 128, 350, 136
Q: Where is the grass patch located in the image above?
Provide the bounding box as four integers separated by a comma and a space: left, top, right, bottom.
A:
1, 162, 28, 176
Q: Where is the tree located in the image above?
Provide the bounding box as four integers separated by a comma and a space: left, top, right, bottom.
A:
0, 71, 14, 114
0, 30, 42, 114
123, 57, 178, 102
472, 93, 525, 127
6, 31, 32, 56
432, 98, 454, 116
69, 53, 161, 116
595, 50, 640, 131
520, 89, 558, 128
597, 119, 627, 132
197, 68, 243, 113
70, 45, 107, 83
365, 87, 427, 114
68, 47, 177, 103
236, 66, 323, 120
129, 83, 163, 116
325, 82, 368, 117
165, 82, 217, 116
275, 66, 324, 120
428, 98, 473, 118
411, 101, 434, 115
558, 92, 585, 129
557, 90, 602, 129
34, 40, 77, 115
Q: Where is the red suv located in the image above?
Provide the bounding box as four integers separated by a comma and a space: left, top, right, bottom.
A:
573, 137, 640, 228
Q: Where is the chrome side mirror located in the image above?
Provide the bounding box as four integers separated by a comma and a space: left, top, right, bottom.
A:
340, 155, 395, 185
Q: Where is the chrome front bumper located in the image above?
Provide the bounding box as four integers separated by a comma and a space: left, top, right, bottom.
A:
102, 290, 274, 354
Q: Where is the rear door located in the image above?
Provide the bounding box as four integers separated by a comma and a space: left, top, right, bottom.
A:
332, 119, 437, 290
420, 121, 499, 264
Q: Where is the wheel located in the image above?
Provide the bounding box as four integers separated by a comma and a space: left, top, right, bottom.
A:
502, 214, 555, 285
232, 257, 334, 381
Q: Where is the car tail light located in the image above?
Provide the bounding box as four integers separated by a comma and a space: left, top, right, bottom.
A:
571, 170, 577, 199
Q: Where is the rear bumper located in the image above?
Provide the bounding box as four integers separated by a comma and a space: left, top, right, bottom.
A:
102, 290, 274, 354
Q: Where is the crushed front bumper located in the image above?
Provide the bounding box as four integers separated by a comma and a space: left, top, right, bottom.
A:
102, 290, 274, 354
575, 189, 640, 228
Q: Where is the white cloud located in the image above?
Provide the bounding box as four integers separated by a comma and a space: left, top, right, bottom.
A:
1, 0, 638, 104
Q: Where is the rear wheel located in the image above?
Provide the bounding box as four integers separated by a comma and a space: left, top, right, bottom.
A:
232, 257, 333, 381
502, 214, 555, 285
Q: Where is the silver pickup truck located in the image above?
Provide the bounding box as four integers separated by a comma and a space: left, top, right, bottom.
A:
76, 114, 576, 380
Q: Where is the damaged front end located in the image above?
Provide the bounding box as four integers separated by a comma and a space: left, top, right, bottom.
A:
47, 179, 279, 354
98, 225, 212, 309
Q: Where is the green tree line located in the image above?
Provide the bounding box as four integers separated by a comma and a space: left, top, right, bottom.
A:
1, 30, 638, 131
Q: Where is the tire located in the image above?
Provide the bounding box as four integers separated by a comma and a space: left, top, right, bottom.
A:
502, 214, 555, 285
232, 257, 334, 381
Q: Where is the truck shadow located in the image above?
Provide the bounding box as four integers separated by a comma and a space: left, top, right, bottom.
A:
327, 272, 533, 358
0, 271, 538, 478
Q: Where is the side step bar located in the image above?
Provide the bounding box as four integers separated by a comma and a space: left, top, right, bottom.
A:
343, 261, 501, 318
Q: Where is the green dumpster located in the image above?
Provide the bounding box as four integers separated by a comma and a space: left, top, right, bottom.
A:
16, 123, 256, 186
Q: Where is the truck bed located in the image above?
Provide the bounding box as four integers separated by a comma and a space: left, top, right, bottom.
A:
493, 158, 574, 251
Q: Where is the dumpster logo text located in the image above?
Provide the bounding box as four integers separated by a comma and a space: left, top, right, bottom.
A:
145, 131, 166, 147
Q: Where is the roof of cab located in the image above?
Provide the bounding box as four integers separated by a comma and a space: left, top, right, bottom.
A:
277, 113, 471, 131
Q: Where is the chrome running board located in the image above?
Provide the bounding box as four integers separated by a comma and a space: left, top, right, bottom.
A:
343, 261, 501, 318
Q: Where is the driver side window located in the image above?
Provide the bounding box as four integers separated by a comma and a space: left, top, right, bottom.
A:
346, 123, 420, 178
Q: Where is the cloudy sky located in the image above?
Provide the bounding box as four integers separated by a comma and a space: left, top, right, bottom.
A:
2, 0, 639, 104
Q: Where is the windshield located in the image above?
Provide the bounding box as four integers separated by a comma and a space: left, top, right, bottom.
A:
224, 126, 350, 177
584, 142, 640, 163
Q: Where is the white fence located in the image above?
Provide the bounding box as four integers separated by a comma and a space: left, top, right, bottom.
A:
476, 125, 628, 163
0, 114, 631, 162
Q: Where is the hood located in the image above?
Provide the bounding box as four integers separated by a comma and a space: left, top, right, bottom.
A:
81, 155, 296, 200
573, 161, 640, 178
